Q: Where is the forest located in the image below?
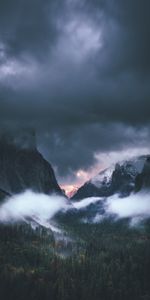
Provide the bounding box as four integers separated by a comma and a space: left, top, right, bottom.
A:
0, 216, 150, 300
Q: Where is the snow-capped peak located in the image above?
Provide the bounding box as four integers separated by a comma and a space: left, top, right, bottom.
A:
91, 155, 147, 188
91, 165, 115, 188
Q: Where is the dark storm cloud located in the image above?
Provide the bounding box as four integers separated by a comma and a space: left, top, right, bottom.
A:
0, 0, 64, 59
0, 0, 150, 182
85, 0, 150, 74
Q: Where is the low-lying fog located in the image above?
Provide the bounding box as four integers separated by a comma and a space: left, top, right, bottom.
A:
0, 190, 150, 228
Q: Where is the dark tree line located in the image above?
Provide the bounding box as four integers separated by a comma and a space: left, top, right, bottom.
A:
0, 219, 150, 300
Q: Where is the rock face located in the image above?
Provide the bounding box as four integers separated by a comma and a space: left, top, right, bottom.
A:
135, 156, 150, 191
0, 189, 10, 201
72, 156, 148, 200
0, 131, 62, 197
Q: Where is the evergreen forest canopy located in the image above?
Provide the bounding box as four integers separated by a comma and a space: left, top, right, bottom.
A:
0, 214, 150, 300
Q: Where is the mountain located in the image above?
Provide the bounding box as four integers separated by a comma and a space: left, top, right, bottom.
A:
0, 188, 10, 201
135, 156, 150, 191
72, 155, 148, 200
0, 130, 62, 197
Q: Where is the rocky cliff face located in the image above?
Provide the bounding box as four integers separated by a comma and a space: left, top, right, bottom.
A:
72, 156, 148, 200
135, 156, 150, 191
0, 188, 10, 201
0, 131, 62, 197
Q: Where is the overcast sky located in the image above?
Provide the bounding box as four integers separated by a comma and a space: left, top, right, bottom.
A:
0, 0, 150, 188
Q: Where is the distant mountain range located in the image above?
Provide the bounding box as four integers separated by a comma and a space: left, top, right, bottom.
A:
72, 155, 150, 200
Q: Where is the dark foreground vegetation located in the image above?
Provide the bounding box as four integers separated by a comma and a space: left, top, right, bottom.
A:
0, 218, 150, 300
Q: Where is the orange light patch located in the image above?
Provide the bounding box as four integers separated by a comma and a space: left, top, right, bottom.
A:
61, 185, 78, 198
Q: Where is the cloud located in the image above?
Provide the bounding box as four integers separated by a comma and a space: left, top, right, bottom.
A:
107, 192, 150, 220
0, 0, 150, 183
0, 189, 150, 228
72, 191, 150, 225
0, 190, 68, 226
0, 0, 62, 60
73, 197, 101, 209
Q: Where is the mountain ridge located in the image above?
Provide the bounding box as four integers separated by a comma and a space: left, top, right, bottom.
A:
72, 155, 150, 200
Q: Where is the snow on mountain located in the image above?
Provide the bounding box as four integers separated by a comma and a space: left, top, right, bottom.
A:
91, 166, 115, 188
72, 155, 148, 200
91, 156, 146, 188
